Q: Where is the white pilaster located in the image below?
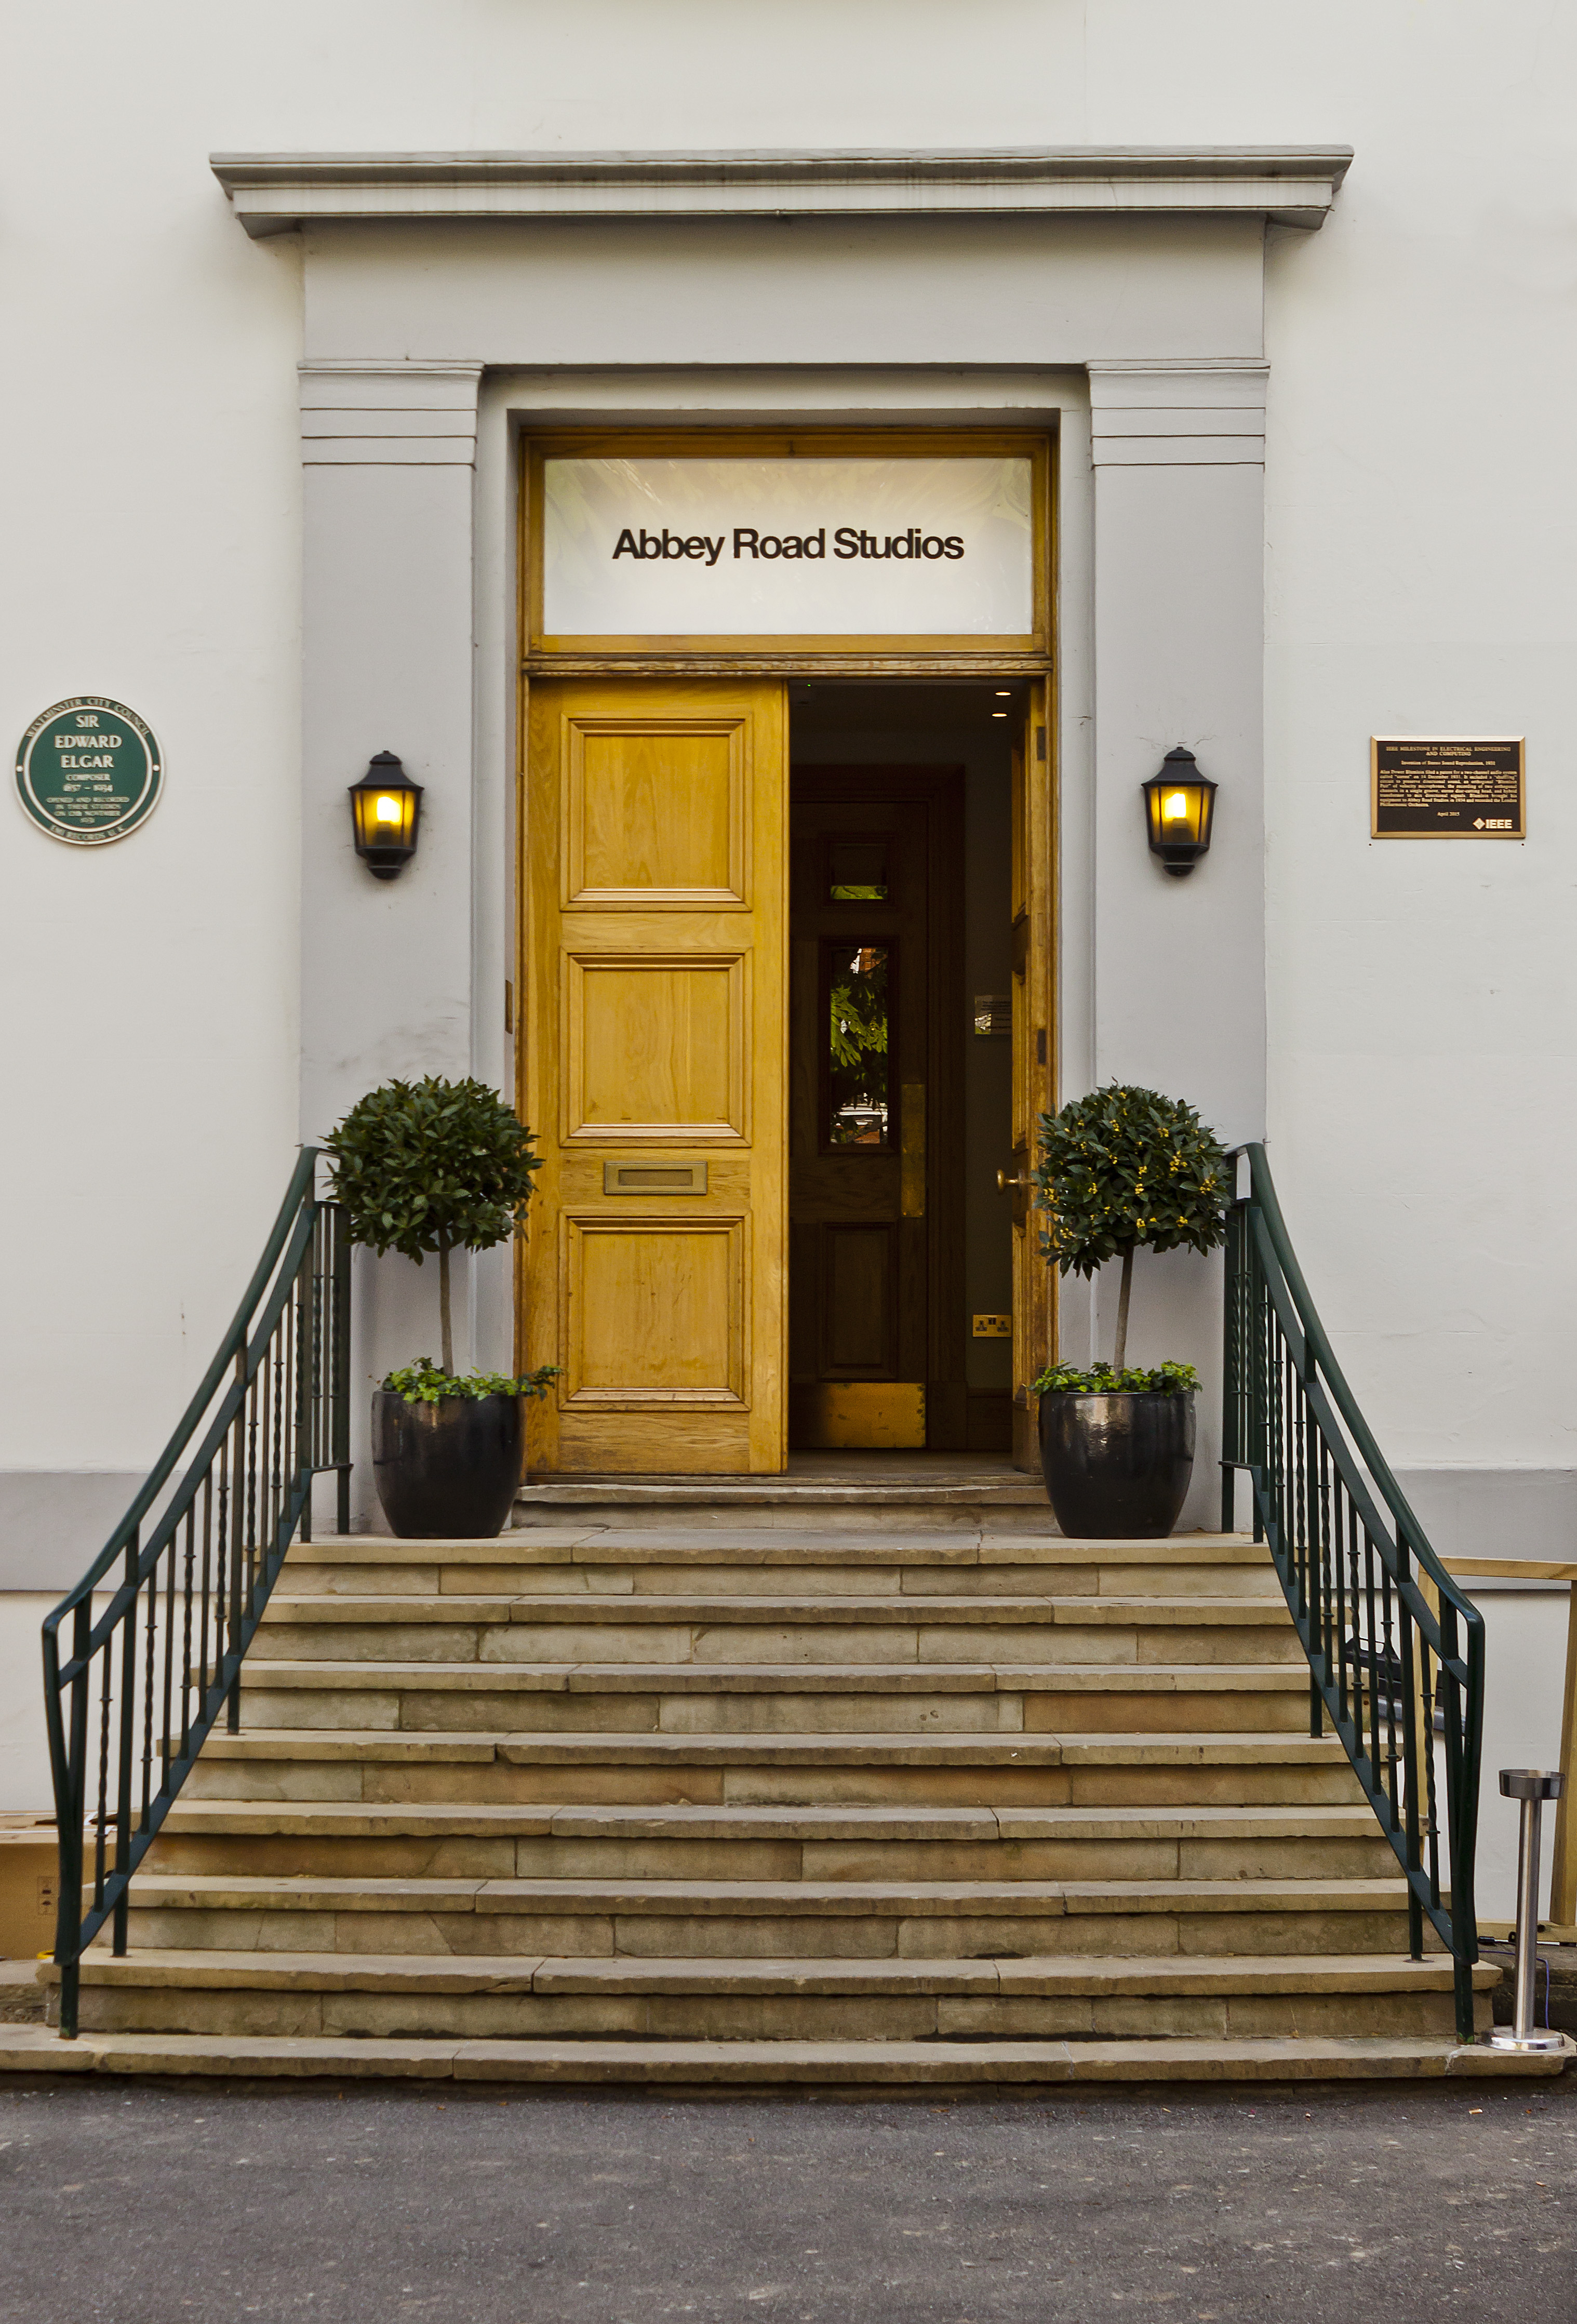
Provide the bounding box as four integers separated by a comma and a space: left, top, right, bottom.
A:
1087, 359, 1267, 1141
1085, 359, 1268, 1521
299, 360, 486, 1519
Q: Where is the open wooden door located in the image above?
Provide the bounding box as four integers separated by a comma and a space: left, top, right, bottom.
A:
786, 769, 965, 1450
1010, 678, 1055, 1469
520, 679, 788, 1474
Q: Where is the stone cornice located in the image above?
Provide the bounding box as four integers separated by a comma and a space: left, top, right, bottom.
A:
211, 146, 1353, 237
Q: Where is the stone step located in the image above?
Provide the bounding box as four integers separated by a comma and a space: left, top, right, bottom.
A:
4, 2024, 1557, 2087
254, 1594, 1303, 1668
283, 1533, 1280, 1599
240, 1660, 1314, 1735
121, 1871, 1418, 1959
192, 1728, 1364, 1808
143, 1798, 1395, 1885
512, 1478, 1053, 1531
52, 1949, 1498, 2043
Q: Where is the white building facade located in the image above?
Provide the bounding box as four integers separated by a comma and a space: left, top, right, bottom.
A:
2, 5, 1574, 1907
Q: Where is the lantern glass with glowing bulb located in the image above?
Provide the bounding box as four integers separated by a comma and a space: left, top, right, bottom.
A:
349, 751, 424, 880
1141, 747, 1217, 877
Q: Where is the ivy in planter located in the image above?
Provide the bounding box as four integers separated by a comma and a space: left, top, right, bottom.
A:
384, 1358, 558, 1405
1030, 1360, 1199, 1397
325, 1075, 545, 1376
1031, 1084, 1228, 1371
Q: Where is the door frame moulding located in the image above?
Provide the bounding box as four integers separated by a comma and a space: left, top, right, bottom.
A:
213, 145, 1353, 236
513, 426, 1063, 1459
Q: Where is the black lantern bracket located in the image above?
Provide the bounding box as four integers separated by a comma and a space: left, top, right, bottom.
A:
349, 751, 424, 880
1141, 747, 1217, 877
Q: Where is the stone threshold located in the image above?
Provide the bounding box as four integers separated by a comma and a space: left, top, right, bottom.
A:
0, 2025, 1559, 2086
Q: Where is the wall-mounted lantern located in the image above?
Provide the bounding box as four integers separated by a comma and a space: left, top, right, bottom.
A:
348, 751, 423, 881
1141, 746, 1217, 877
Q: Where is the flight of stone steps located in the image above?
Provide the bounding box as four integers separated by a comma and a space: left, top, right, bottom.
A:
16, 1480, 1557, 2088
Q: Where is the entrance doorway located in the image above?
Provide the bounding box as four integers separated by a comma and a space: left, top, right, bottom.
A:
788, 768, 963, 1451
518, 675, 1050, 1475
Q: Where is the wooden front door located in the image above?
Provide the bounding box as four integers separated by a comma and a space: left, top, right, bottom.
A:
520, 679, 788, 1474
788, 770, 965, 1449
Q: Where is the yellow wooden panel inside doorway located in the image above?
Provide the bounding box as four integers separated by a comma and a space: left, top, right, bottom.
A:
792, 1383, 927, 1450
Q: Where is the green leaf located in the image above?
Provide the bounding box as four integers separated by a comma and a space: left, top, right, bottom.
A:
1029, 1084, 1228, 1279
1028, 1359, 1199, 1396
323, 1075, 544, 1264
383, 1357, 560, 1405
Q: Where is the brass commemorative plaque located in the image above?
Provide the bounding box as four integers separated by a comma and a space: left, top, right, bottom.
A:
1371, 736, 1525, 838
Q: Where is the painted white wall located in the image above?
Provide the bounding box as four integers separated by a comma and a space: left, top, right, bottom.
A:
0, 1604, 59, 1813
1, 0, 1574, 1753
1465, 1589, 1569, 1926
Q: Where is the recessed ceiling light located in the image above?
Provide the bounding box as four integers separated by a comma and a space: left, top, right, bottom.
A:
994, 690, 1012, 698
991, 711, 1008, 719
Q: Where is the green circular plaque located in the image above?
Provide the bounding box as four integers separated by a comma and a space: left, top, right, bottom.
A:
15, 696, 163, 846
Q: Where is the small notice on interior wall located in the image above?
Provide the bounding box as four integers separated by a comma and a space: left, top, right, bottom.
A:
1370, 737, 1525, 838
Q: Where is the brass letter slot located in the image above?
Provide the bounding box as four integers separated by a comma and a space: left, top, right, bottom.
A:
602, 1160, 708, 1195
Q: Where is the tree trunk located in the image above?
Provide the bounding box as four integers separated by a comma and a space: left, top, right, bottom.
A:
438, 1234, 453, 1378
1112, 1246, 1134, 1372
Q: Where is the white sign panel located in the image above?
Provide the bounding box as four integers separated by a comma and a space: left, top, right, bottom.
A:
541, 456, 1034, 637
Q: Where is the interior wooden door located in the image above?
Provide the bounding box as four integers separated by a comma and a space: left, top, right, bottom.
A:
1010, 680, 1055, 1470
788, 770, 964, 1450
520, 678, 788, 1474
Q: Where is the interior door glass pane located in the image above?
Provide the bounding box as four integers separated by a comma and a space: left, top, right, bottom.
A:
827, 943, 890, 1146
827, 840, 889, 901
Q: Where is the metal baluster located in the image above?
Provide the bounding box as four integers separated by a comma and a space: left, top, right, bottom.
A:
1361, 1533, 1383, 1807
1340, 1496, 1360, 1746
245, 1353, 260, 1615
111, 1532, 141, 1954
1249, 1231, 1267, 1543
226, 1382, 246, 1734
1307, 1392, 1327, 1737
180, 1501, 197, 1766
140, 1540, 158, 1831
1221, 1203, 1240, 1532
211, 1446, 228, 1724
333, 1204, 352, 1535
269, 1307, 286, 1566
1421, 1627, 1442, 1908
56, 1599, 92, 2039
1329, 1471, 1347, 1734
1380, 1560, 1402, 1831
161, 1526, 178, 1801
1395, 1558, 1424, 1963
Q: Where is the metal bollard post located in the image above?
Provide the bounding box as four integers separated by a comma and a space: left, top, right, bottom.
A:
1486, 1770, 1575, 2055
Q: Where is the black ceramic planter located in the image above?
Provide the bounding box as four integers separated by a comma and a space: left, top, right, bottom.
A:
371, 1390, 524, 1539
1037, 1390, 1196, 1540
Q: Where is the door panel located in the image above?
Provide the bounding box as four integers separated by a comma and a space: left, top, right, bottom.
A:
567, 952, 743, 1136
566, 1217, 743, 1396
523, 679, 787, 1474
821, 1224, 898, 1374
1010, 679, 1054, 1468
567, 721, 745, 905
788, 770, 964, 1450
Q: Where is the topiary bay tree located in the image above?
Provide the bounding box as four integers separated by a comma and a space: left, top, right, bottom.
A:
324, 1075, 544, 1378
1031, 1084, 1229, 1374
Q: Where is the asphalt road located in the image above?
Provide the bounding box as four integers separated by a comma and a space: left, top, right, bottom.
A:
1, 2076, 1572, 2323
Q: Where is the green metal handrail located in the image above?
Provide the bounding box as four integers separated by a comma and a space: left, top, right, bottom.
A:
41, 1151, 351, 2038
1222, 1143, 1485, 2039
